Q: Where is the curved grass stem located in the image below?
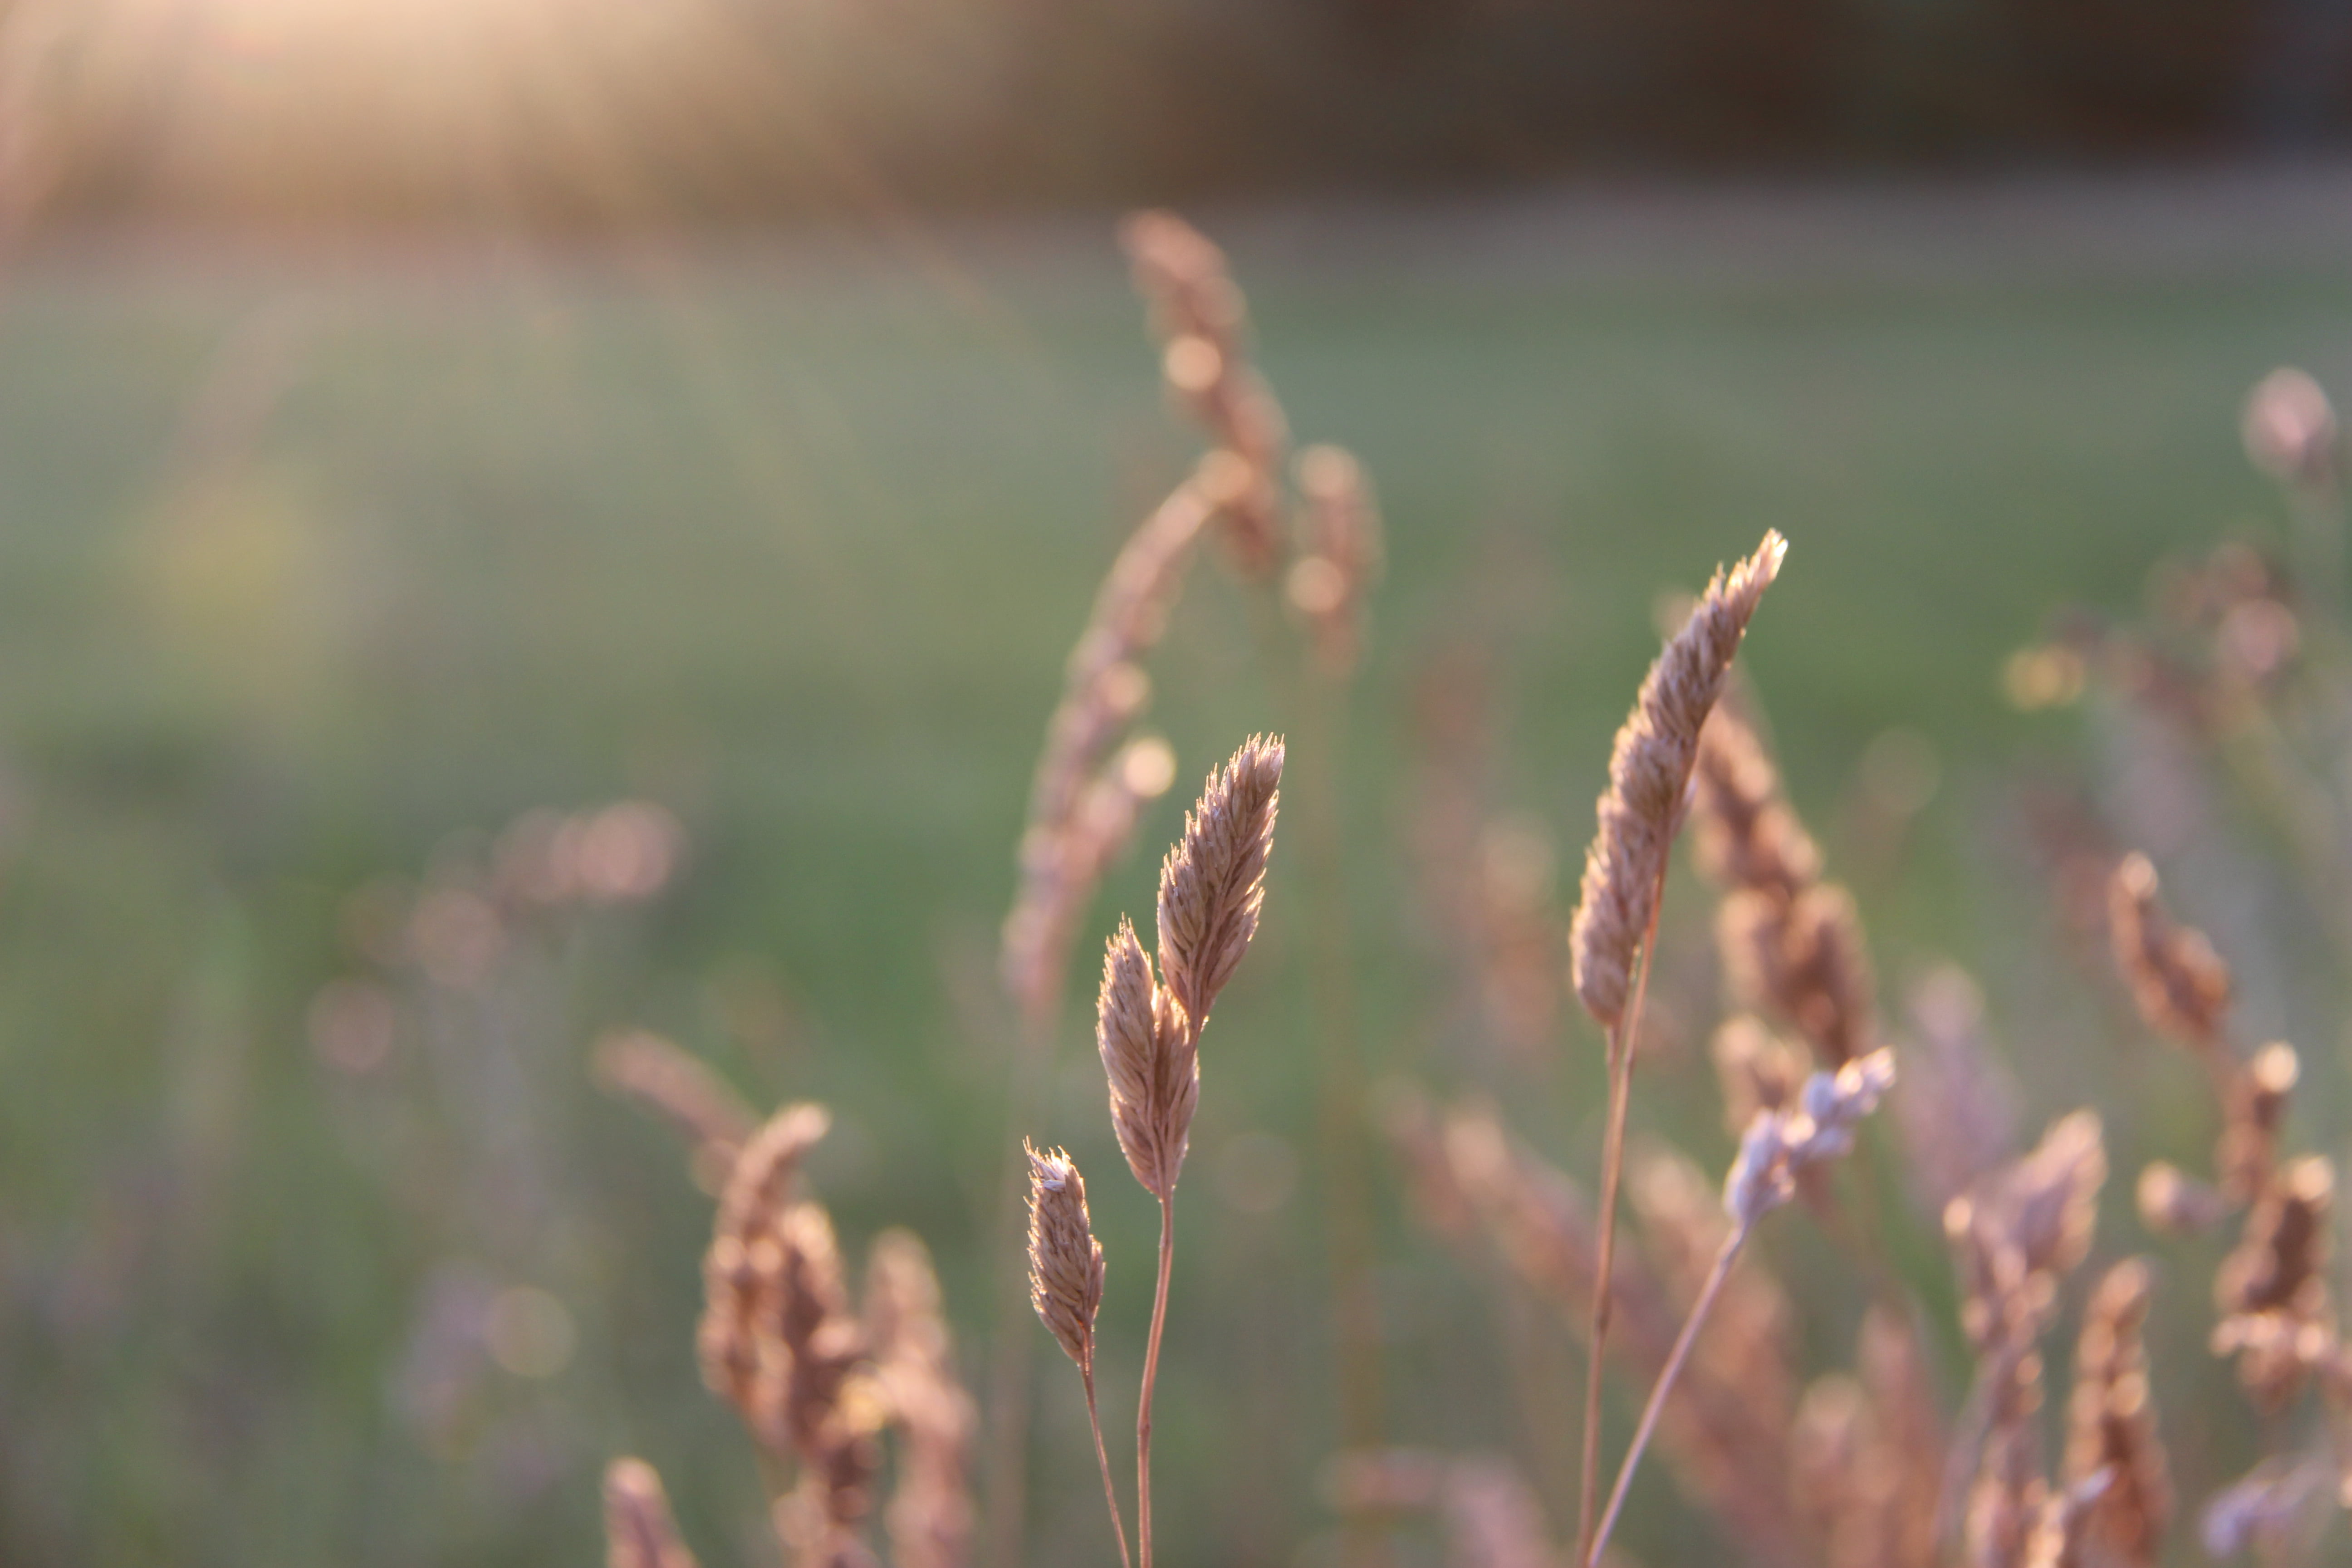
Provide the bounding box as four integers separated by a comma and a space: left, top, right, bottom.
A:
1137, 1192, 1176, 1568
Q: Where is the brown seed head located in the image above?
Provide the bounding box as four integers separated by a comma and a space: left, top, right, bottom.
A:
2106, 853, 2232, 1052
1946, 1112, 2107, 1354
2062, 1259, 2171, 1566
1024, 1141, 1106, 1376
1572, 530, 1786, 1028
1710, 1014, 1809, 1140
605, 1458, 702, 1568
2219, 1154, 2333, 1319
1719, 882, 1876, 1067
1690, 704, 1821, 899
1156, 734, 1283, 1027
2218, 1042, 2299, 1203
1096, 917, 1197, 1199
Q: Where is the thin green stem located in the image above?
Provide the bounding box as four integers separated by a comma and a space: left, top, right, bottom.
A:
1586, 1223, 1750, 1568
1137, 1191, 1176, 1568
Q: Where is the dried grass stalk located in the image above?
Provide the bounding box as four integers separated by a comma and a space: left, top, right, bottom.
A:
2060, 1259, 2171, 1566
700, 1103, 834, 1420
1120, 211, 1289, 573
1569, 531, 1786, 1028
1690, 703, 1875, 1068
2105, 853, 2232, 1055
1588, 1050, 1895, 1567
865, 1230, 976, 1568
604, 1458, 702, 1568
1003, 477, 1217, 1023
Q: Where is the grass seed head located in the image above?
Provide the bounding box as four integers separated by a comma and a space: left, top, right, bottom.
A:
1024, 1141, 1106, 1377
1572, 530, 1785, 1029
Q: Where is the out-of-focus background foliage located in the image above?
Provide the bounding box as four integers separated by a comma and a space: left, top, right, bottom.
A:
9, 3, 2352, 1566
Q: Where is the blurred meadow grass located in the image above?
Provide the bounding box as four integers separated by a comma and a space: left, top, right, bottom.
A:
7, 181, 2352, 1565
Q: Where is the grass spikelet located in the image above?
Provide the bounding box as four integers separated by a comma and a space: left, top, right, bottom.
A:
1097, 918, 1194, 1201
2061, 1259, 2171, 1567
1120, 211, 1288, 572
1020, 1141, 1131, 1568
2106, 852, 2232, 1055
759, 1203, 884, 1557
2214, 1154, 2335, 1407
1945, 1111, 2107, 1355
1023, 1141, 1105, 1377
604, 1458, 702, 1568
1569, 530, 1786, 1029
1691, 704, 1820, 899
2216, 1042, 2298, 1203
1155, 735, 1284, 1028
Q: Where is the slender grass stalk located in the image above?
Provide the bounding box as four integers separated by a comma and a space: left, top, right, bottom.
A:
1574, 871, 1664, 1564
1585, 1222, 1750, 1568
1137, 1193, 1177, 1568
1082, 1370, 1136, 1568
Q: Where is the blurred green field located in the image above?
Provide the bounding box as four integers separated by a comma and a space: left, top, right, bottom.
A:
5, 181, 2352, 1567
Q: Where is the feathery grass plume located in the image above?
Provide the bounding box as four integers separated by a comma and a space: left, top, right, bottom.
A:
1003, 470, 1220, 1023
2214, 1154, 2335, 1407
604, 1458, 702, 1568
1569, 530, 1786, 1029
1965, 1335, 2050, 1568
1892, 965, 2022, 1219
758, 1203, 885, 1565
1717, 882, 1876, 1068
2216, 1042, 2298, 1203
1587, 1049, 1895, 1568
700, 1103, 833, 1420
865, 1231, 976, 1568
2060, 1259, 2171, 1566
1945, 1111, 2107, 1356
1942, 1114, 2107, 1568
1690, 704, 1821, 901
1288, 444, 1384, 675
1024, 1141, 1105, 1376
1689, 699, 1876, 1068
1571, 529, 1784, 1563
2134, 1161, 2230, 1235
1096, 919, 1195, 1201
1021, 1141, 1131, 1568
2106, 853, 2232, 1055
594, 1029, 757, 1191
1120, 211, 1289, 573
1155, 735, 1284, 1030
